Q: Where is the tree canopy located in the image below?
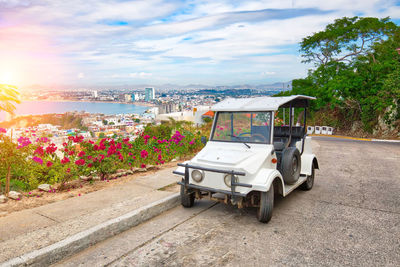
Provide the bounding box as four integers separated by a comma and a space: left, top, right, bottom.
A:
286, 16, 400, 134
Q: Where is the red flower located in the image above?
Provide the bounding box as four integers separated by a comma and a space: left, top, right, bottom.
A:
116, 143, 122, 149
140, 164, 146, 168
75, 159, 85, 166
34, 146, 44, 156
87, 163, 93, 168
68, 150, 75, 156
0, 128, 6, 133
66, 168, 71, 173
46, 161, 53, 167
61, 157, 70, 164
78, 151, 86, 157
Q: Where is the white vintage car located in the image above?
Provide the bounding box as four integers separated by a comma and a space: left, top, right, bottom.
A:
174, 95, 319, 223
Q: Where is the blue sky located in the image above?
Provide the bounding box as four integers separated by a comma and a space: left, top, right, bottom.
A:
0, 0, 399, 88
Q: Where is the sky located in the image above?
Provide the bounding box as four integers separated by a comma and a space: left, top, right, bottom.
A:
0, 0, 399, 88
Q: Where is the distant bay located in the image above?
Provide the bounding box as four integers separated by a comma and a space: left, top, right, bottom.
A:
0, 101, 150, 121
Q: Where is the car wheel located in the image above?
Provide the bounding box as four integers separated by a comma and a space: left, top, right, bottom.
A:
281, 147, 301, 184
300, 165, 315, 191
180, 182, 194, 208
257, 184, 274, 223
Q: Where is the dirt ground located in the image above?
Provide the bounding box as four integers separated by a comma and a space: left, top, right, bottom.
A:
0, 160, 183, 217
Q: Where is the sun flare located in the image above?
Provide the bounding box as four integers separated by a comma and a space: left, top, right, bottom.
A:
0, 70, 20, 86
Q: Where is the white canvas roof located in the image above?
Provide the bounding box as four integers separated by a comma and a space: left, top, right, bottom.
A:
212, 95, 316, 112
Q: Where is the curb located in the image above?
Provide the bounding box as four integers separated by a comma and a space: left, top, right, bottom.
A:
1, 193, 180, 267
311, 134, 400, 143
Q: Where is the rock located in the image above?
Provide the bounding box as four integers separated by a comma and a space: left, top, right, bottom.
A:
138, 168, 147, 172
126, 170, 133, 175
147, 165, 155, 170
8, 191, 22, 200
0, 195, 7, 203
38, 184, 51, 192
171, 159, 177, 162
80, 176, 92, 181
92, 176, 101, 180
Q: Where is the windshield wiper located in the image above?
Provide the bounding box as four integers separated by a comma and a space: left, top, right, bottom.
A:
229, 134, 251, 149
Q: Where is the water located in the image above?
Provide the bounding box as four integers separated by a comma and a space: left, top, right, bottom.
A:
0, 101, 149, 121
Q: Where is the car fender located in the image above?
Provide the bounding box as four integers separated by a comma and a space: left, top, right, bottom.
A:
250, 168, 283, 193
300, 154, 317, 176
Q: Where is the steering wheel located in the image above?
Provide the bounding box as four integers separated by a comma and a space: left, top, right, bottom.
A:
251, 134, 267, 143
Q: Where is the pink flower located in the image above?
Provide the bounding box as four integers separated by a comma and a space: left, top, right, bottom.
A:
87, 163, 93, 168
46, 161, 53, 167
140, 149, 148, 159
189, 139, 195, 145
32, 156, 43, 165
78, 151, 86, 157
141, 164, 146, 168
116, 143, 122, 149
0, 128, 6, 133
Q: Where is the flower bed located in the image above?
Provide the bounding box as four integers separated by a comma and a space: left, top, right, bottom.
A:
0, 124, 204, 193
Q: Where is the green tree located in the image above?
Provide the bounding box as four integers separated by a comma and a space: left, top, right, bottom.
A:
0, 84, 20, 115
291, 16, 400, 132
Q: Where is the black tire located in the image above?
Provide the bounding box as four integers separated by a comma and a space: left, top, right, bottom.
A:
281, 147, 301, 184
300, 165, 315, 191
257, 184, 274, 223
180, 182, 194, 208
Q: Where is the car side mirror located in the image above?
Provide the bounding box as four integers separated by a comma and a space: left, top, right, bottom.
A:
201, 136, 207, 145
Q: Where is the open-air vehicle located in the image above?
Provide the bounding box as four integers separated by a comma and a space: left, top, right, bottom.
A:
173, 95, 319, 223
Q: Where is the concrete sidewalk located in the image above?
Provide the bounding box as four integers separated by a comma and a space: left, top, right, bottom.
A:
0, 167, 181, 266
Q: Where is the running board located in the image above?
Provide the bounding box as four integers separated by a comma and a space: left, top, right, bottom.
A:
283, 175, 307, 196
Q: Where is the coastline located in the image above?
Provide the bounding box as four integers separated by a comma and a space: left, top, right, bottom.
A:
19, 99, 156, 107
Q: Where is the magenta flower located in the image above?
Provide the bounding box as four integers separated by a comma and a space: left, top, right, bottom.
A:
46, 161, 53, 167
140, 149, 148, 159
32, 156, 43, 165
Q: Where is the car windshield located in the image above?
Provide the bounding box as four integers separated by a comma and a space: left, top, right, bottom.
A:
211, 111, 272, 144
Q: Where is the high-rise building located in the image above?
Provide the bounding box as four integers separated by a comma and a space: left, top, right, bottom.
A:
145, 87, 155, 102
93, 90, 98, 98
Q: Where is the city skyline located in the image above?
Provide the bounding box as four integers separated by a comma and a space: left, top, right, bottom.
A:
1, 0, 399, 88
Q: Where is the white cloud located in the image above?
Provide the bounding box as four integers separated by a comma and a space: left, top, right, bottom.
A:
1, 0, 398, 86
130, 72, 153, 78
262, 71, 276, 75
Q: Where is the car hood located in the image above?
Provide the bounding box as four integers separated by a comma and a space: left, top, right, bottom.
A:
193, 143, 270, 172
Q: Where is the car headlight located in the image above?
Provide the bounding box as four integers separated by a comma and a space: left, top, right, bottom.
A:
224, 174, 238, 187
191, 170, 204, 183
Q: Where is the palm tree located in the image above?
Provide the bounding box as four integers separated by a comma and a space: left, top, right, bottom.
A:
0, 84, 20, 115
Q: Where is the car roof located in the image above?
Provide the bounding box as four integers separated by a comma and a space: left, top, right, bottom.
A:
212, 95, 316, 112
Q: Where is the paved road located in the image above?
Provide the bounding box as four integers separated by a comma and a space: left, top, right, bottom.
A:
56, 138, 400, 266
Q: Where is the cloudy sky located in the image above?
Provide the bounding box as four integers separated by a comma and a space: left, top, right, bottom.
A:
0, 0, 399, 88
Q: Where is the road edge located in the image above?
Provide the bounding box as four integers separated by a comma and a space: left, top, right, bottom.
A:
1, 193, 180, 267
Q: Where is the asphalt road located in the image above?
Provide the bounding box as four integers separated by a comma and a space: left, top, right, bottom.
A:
55, 138, 400, 266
